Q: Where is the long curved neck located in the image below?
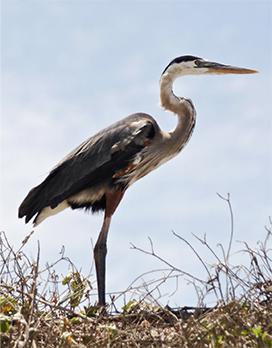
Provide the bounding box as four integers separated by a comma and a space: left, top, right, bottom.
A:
159, 72, 196, 153
160, 72, 181, 114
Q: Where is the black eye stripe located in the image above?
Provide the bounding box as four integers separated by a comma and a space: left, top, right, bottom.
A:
162, 55, 202, 76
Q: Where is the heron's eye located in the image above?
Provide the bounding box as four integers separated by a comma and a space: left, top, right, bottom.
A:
195, 60, 201, 66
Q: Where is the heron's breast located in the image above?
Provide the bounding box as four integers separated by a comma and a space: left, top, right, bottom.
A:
116, 143, 179, 187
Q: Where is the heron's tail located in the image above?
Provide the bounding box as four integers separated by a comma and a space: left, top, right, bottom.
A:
18, 184, 46, 224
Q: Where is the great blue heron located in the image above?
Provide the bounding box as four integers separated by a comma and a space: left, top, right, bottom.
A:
19, 55, 257, 306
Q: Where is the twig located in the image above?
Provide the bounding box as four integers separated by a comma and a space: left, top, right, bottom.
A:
172, 230, 212, 278
216, 193, 234, 263
130, 239, 205, 284
0, 283, 95, 322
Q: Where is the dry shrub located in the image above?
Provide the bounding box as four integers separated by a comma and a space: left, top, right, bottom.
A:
1, 194, 272, 347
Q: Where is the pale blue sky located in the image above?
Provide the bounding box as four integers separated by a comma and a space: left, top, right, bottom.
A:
1, 1, 271, 307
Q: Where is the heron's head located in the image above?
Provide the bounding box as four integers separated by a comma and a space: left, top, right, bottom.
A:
162, 55, 258, 78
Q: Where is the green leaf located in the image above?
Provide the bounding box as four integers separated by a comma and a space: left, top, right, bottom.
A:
241, 330, 249, 335
0, 320, 9, 333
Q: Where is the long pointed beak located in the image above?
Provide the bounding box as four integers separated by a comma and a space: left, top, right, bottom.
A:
201, 61, 259, 75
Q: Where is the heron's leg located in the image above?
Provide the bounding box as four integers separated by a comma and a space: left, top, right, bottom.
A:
94, 216, 111, 306
94, 189, 124, 306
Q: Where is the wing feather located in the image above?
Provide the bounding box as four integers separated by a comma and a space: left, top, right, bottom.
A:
18, 113, 157, 223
